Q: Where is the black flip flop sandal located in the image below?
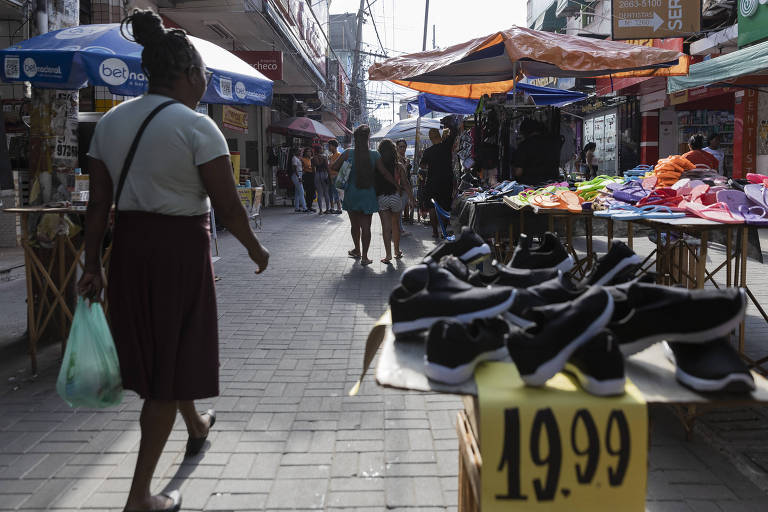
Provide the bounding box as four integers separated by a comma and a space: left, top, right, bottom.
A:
124, 490, 181, 512
185, 409, 215, 457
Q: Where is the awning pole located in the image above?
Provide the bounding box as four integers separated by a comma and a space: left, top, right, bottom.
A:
512, 62, 518, 108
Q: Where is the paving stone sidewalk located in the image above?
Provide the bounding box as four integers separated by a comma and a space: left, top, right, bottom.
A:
0, 207, 767, 511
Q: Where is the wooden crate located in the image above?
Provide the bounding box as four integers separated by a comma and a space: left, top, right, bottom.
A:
457, 409, 481, 512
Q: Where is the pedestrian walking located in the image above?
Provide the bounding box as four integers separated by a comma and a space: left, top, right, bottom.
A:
301, 147, 316, 212
77, 10, 269, 512
377, 139, 414, 263
396, 138, 412, 230
327, 139, 343, 213
312, 145, 331, 214
330, 125, 400, 266
420, 117, 458, 238
290, 147, 308, 212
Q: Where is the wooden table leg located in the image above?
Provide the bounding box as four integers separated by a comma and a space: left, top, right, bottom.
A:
607, 218, 613, 248
57, 224, 67, 346
19, 214, 37, 374
655, 228, 663, 283
726, 227, 732, 288
586, 216, 593, 268
696, 231, 708, 289
739, 226, 748, 353
627, 222, 634, 251
548, 213, 554, 233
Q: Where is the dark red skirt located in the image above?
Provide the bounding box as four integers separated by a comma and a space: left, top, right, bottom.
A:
108, 211, 219, 400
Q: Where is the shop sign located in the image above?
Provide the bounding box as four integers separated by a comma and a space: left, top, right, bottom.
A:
233, 51, 283, 81
476, 364, 647, 511
612, 0, 700, 40
223, 105, 248, 134
668, 85, 730, 106
738, 0, 768, 47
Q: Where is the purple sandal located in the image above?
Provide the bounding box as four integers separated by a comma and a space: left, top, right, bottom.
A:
720, 189, 768, 226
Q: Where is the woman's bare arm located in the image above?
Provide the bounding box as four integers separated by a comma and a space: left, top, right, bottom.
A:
329, 150, 348, 172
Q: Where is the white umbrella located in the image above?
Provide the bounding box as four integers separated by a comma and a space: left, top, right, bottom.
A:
371, 117, 442, 141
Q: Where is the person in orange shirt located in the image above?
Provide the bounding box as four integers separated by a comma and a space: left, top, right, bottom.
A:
327, 139, 342, 213
683, 134, 720, 170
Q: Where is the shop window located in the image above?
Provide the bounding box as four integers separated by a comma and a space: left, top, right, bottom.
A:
226, 139, 239, 152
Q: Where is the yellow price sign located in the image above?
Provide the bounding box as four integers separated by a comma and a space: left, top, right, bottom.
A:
476, 362, 647, 511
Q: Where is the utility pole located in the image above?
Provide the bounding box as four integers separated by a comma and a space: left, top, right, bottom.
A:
432, 24, 435, 49
392, 91, 395, 124
421, 0, 429, 52
350, 0, 366, 126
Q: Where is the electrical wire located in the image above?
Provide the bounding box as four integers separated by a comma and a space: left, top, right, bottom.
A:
365, 0, 387, 56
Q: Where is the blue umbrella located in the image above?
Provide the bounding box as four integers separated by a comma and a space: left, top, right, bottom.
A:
0, 24, 272, 105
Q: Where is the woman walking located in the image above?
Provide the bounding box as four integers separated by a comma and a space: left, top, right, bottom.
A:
301, 147, 316, 212
327, 139, 343, 213
312, 145, 331, 214
290, 147, 308, 212
330, 125, 400, 265
77, 10, 269, 512
378, 139, 414, 263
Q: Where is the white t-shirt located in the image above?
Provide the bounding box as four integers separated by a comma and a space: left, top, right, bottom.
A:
88, 94, 230, 216
291, 155, 303, 178
703, 147, 725, 174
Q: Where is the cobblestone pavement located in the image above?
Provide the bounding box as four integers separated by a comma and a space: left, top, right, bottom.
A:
0, 208, 767, 511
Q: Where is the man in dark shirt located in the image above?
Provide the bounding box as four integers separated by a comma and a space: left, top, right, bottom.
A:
420, 116, 458, 238
511, 119, 561, 186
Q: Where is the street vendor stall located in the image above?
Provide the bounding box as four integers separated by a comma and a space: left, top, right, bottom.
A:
363, 24, 708, 510
0, 23, 273, 372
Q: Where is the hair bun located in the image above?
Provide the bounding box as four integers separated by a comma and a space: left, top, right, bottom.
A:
126, 9, 166, 47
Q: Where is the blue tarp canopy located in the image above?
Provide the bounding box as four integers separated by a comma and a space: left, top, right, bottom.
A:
0, 24, 273, 105
408, 82, 586, 116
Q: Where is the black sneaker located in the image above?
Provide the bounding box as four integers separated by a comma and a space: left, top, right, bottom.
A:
506, 288, 614, 387
390, 264, 516, 335
424, 318, 510, 384
467, 261, 560, 288
400, 257, 470, 293
510, 273, 587, 316
610, 284, 746, 356
564, 331, 626, 396
664, 339, 755, 393
439, 255, 471, 282
509, 233, 574, 271
581, 241, 642, 286
423, 226, 491, 264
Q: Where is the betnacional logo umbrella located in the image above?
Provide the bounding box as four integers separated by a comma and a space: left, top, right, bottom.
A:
0, 24, 272, 105
267, 117, 335, 141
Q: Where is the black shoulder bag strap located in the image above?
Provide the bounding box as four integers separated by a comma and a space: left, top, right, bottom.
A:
114, 100, 178, 212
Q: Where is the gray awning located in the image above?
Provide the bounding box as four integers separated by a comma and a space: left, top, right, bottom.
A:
668, 38, 768, 93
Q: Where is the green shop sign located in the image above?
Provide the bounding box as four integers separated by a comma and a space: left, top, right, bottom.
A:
739, 0, 768, 47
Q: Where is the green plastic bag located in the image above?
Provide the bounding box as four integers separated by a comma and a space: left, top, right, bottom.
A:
56, 297, 123, 408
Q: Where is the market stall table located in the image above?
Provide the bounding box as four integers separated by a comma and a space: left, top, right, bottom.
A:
2, 206, 101, 373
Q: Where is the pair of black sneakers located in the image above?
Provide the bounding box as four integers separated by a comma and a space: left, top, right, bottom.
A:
424, 287, 623, 396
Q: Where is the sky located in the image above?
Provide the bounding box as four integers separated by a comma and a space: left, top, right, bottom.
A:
328, 0, 527, 126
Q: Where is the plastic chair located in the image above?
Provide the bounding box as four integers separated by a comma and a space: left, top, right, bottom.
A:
431, 198, 455, 241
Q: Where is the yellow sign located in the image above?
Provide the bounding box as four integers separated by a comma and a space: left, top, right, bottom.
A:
223, 105, 248, 134
476, 362, 647, 511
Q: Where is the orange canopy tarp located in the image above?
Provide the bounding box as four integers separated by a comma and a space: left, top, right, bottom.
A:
369, 26, 686, 99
